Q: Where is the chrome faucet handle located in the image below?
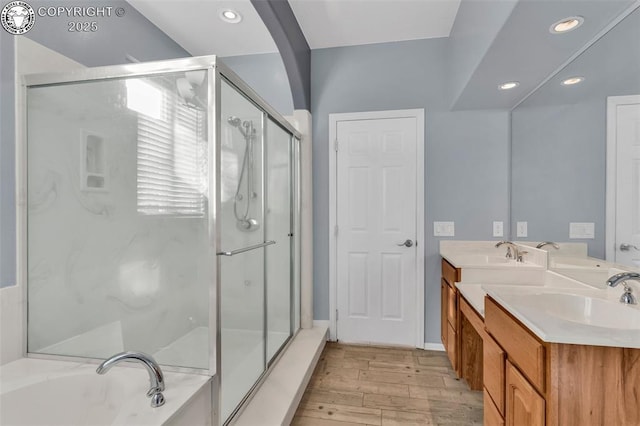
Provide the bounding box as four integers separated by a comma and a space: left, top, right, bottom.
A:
496, 241, 517, 259
505, 246, 513, 259
620, 283, 638, 305
516, 250, 528, 263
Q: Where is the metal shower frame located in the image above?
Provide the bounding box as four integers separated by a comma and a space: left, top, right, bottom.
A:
18, 55, 302, 426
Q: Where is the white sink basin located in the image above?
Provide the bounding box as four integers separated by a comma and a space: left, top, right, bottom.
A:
513, 293, 640, 330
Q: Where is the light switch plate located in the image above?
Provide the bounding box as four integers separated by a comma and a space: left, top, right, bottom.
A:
493, 221, 504, 237
570, 222, 595, 239
516, 221, 528, 237
434, 221, 455, 237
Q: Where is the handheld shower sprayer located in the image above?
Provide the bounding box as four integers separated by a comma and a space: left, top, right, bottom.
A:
228, 116, 259, 232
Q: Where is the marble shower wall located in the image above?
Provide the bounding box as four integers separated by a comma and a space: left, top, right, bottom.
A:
26, 77, 212, 368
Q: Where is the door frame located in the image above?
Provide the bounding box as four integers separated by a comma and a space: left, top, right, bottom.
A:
328, 109, 425, 347
605, 95, 640, 262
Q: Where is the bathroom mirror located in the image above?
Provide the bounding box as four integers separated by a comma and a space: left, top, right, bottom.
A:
510, 6, 640, 267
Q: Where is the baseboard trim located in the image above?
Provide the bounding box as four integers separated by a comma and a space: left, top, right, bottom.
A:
423, 343, 445, 351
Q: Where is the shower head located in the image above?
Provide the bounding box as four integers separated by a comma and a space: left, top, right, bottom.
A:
176, 77, 205, 110
227, 116, 242, 127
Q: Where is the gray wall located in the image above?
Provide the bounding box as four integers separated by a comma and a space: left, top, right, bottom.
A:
511, 101, 605, 258
0, 32, 16, 288
0, 0, 190, 288
311, 39, 510, 343
222, 53, 294, 117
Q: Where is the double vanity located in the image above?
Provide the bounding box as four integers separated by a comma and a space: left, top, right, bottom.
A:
440, 241, 640, 426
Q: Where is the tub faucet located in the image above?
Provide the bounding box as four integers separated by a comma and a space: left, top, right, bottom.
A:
496, 241, 526, 262
606, 272, 640, 305
96, 351, 166, 407
536, 241, 559, 250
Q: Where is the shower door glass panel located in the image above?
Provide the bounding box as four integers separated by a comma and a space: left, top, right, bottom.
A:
220, 79, 265, 422
265, 119, 292, 363
26, 71, 211, 370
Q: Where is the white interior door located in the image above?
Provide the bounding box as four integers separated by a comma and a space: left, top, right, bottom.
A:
613, 100, 640, 267
335, 117, 418, 346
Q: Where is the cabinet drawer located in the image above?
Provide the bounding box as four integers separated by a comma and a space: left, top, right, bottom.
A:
484, 333, 506, 415
447, 284, 457, 328
484, 389, 505, 426
506, 361, 545, 426
485, 297, 545, 394
441, 258, 460, 285
446, 322, 457, 371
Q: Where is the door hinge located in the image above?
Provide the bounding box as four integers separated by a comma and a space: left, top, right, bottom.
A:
334, 139, 339, 152
336, 309, 339, 321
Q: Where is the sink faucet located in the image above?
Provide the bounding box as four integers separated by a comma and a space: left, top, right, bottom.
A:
495, 241, 528, 263
536, 241, 559, 250
606, 272, 640, 305
96, 351, 166, 407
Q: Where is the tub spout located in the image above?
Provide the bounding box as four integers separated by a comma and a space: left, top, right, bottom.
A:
96, 351, 165, 407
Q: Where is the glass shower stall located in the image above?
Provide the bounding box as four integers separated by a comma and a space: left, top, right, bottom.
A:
20, 56, 301, 424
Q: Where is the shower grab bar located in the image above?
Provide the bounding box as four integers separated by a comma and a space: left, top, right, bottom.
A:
217, 240, 276, 256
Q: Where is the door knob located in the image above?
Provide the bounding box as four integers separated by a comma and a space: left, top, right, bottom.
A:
397, 239, 413, 248
620, 243, 639, 252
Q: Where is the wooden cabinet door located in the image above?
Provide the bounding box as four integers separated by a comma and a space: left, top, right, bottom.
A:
446, 322, 457, 371
484, 333, 506, 415
484, 389, 505, 426
441, 279, 448, 347
446, 283, 457, 328
506, 361, 545, 426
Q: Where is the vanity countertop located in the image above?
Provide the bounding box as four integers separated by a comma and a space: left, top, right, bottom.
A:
440, 240, 547, 270
482, 284, 640, 349
456, 283, 487, 317
443, 241, 640, 349
460, 279, 640, 349
456, 271, 592, 320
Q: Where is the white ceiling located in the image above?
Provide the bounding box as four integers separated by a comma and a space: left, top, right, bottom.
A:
289, 0, 462, 49
127, 0, 462, 57
127, 0, 278, 57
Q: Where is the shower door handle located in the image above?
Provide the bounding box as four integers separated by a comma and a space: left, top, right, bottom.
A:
217, 240, 276, 256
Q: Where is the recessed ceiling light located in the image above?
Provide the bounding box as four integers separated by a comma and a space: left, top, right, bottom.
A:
219, 9, 242, 24
562, 76, 585, 86
550, 16, 584, 34
499, 81, 520, 90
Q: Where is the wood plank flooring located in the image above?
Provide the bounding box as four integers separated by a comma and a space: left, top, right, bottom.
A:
292, 342, 483, 426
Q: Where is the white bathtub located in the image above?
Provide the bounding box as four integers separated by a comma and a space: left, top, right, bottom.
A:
0, 358, 212, 426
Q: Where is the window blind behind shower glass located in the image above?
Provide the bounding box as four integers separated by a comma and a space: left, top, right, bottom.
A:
134, 78, 207, 217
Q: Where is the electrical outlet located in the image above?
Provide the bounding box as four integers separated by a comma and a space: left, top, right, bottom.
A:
434, 221, 455, 237
493, 221, 504, 237
516, 221, 528, 237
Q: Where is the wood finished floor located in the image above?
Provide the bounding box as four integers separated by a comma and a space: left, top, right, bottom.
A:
292, 342, 483, 426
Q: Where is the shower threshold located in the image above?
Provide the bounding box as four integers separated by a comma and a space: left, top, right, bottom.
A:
232, 326, 328, 425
